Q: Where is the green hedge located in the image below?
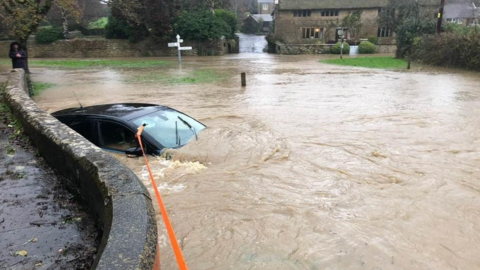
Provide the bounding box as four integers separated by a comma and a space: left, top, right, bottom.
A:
359, 41, 376, 54
35, 27, 64, 44
329, 42, 350, 54
412, 32, 480, 71
368, 37, 378, 45
173, 10, 231, 41
214, 9, 237, 39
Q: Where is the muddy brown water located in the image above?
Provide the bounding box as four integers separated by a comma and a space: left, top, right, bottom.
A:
2, 54, 480, 270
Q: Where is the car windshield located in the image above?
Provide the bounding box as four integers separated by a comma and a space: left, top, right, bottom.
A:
131, 108, 206, 149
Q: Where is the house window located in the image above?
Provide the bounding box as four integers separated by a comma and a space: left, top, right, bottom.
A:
293, 10, 311, 17
302, 27, 324, 39
378, 8, 395, 16
321, 10, 339, 17
262, 4, 269, 11
377, 27, 393, 37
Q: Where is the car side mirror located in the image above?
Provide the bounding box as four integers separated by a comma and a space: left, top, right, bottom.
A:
125, 147, 143, 157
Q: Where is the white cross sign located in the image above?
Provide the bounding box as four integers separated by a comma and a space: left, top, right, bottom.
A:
169, 35, 192, 63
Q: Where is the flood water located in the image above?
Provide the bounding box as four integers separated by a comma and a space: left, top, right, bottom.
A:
3, 54, 480, 270
238, 34, 267, 53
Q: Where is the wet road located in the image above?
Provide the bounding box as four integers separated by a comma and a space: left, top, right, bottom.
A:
3, 54, 480, 270
238, 34, 267, 53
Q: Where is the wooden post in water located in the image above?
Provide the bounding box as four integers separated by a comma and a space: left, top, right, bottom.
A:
241, 72, 246, 87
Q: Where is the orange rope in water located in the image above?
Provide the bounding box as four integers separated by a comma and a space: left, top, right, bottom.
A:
136, 124, 189, 270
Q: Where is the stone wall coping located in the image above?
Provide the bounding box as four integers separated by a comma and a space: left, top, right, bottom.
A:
3, 69, 159, 270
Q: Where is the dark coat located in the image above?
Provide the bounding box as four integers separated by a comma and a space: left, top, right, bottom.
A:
9, 43, 27, 70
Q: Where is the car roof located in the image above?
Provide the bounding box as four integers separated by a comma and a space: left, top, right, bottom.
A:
52, 103, 172, 120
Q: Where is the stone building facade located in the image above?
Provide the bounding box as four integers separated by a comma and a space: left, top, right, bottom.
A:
444, 0, 479, 26
273, 0, 441, 46
258, 0, 276, 15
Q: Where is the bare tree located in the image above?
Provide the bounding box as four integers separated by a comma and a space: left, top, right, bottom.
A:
55, 0, 83, 39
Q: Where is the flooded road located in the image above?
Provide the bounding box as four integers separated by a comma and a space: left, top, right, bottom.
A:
238, 34, 267, 53
4, 54, 480, 270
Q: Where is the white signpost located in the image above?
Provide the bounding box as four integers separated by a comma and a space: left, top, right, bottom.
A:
168, 34, 192, 63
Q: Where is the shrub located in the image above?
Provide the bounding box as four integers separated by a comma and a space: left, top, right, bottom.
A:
173, 10, 231, 40
368, 36, 378, 45
411, 32, 480, 71
35, 27, 64, 44
329, 42, 350, 54
105, 14, 149, 43
214, 9, 237, 38
359, 41, 377, 54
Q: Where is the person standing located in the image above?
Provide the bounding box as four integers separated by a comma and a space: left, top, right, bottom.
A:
9, 42, 27, 72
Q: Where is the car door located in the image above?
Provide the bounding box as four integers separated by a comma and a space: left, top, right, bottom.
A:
64, 118, 98, 145
97, 120, 139, 153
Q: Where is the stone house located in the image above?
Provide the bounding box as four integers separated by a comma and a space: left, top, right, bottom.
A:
273, 0, 441, 45
258, 0, 276, 14
243, 14, 273, 33
444, 0, 479, 25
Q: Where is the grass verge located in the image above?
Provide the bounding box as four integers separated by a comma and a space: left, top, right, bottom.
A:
29, 59, 171, 69
33, 82, 57, 96
1, 83, 28, 143
321, 57, 408, 69
132, 69, 225, 84
87, 17, 108, 29
0, 59, 171, 69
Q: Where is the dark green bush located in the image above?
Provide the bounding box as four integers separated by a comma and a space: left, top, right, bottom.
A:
368, 37, 378, 45
214, 9, 237, 38
105, 14, 149, 43
35, 27, 64, 44
412, 32, 480, 71
442, 23, 478, 35
173, 10, 231, 40
359, 41, 377, 54
329, 42, 350, 54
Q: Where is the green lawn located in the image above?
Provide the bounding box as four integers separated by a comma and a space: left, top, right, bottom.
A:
131, 69, 225, 84
29, 59, 171, 69
32, 82, 57, 96
87, 17, 108, 29
0, 59, 170, 69
321, 57, 408, 69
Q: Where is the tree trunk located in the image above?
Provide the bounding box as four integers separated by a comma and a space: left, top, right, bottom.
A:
61, 9, 69, 39
18, 39, 30, 74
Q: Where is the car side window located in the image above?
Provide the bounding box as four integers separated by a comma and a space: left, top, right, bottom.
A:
99, 121, 138, 151
69, 121, 95, 143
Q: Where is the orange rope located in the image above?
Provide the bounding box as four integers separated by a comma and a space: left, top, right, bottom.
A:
136, 125, 189, 270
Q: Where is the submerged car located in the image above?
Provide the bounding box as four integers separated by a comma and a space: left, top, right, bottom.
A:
52, 103, 206, 156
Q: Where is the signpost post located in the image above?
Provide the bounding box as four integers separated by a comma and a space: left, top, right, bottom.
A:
168, 35, 193, 64
337, 28, 345, 59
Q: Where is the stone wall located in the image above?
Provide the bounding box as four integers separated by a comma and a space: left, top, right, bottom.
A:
0, 37, 230, 58
275, 42, 332, 54
274, 42, 396, 55
3, 69, 159, 270
376, 45, 397, 54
